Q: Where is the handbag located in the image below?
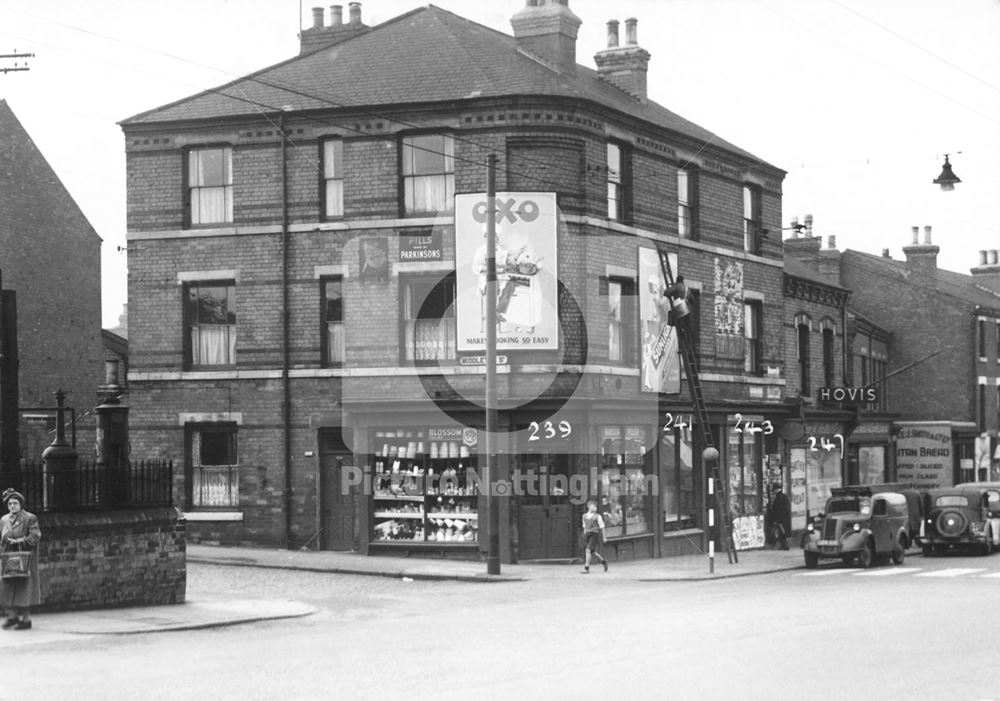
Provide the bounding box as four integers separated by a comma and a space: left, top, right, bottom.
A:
0, 547, 31, 579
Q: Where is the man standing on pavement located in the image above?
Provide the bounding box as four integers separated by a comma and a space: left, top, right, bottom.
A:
767, 484, 792, 550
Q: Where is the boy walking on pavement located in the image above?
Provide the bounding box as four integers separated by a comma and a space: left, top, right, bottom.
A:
581, 500, 609, 573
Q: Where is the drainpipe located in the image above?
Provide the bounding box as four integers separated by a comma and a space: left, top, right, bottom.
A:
280, 114, 293, 549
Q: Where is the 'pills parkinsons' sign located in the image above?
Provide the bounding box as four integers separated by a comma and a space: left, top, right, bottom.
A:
895, 422, 953, 489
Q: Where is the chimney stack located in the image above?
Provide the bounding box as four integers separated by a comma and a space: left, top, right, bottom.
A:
510, 0, 583, 75
903, 224, 939, 283
299, 1, 368, 53
594, 15, 651, 102
971, 248, 1000, 277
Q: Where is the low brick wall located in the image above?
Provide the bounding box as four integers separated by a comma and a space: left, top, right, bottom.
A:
34, 507, 186, 612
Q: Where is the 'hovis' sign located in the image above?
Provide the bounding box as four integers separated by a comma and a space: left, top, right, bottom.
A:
818, 386, 878, 405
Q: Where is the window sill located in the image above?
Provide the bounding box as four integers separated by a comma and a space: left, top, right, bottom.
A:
183, 511, 244, 522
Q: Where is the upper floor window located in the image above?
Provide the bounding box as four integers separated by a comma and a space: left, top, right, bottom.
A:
323, 138, 344, 218
607, 143, 627, 221
322, 277, 344, 366
402, 134, 454, 215
743, 185, 762, 254
608, 277, 635, 364
797, 317, 811, 396
744, 300, 762, 375
401, 276, 455, 364
185, 281, 236, 367
187, 147, 233, 225
677, 168, 698, 239
822, 324, 836, 388
187, 423, 238, 509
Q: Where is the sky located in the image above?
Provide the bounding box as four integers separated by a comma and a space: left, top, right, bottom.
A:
1, 0, 998, 328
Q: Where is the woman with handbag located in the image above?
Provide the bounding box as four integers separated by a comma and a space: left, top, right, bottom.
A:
0, 488, 42, 630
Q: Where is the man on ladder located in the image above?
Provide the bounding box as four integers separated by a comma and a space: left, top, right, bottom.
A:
656, 249, 737, 570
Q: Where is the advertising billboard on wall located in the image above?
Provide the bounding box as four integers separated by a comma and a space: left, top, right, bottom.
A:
454, 192, 558, 352
638, 247, 680, 394
895, 422, 953, 489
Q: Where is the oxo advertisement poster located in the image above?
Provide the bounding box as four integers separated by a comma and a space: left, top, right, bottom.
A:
454, 192, 558, 352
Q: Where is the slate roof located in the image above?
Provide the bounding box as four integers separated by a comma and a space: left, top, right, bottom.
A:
783, 256, 847, 292
120, 5, 778, 171
841, 249, 1000, 311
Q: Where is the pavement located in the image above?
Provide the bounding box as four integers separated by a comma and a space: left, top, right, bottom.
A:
0, 543, 803, 649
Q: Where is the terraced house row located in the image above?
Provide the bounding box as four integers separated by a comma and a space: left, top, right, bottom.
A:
119, 1, 986, 561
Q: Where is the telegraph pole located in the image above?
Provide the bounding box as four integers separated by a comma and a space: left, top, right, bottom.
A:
485, 154, 501, 575
0, 51, 34, 74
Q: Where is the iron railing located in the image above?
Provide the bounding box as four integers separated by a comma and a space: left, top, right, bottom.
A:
0, 458, 173, 512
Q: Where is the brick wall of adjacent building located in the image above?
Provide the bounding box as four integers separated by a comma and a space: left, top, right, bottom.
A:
36, 508, 186, 611
840, 251, 975, 423
0, 101, 104, 438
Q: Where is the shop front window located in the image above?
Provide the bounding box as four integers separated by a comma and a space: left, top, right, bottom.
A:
599, 425, 652, 538
727, 426, 762, 517
660, 427, 697, 531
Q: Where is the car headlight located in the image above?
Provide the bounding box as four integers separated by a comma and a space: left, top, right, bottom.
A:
853, 523, 861, 532
807, 523, 814, 533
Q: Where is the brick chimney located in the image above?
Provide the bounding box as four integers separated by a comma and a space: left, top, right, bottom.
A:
816, 235, 841, 280
783, 214, 821, 255
510, 0, 583, 75
593, 16, 651, 102
971, 249, 1000, 277
299, 3, 370, 54
903, 225, 939, 281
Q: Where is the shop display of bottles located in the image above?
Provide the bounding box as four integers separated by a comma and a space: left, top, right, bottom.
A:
371, 429, 479, 545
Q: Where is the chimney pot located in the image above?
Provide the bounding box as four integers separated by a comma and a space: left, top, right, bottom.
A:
990, 250, 998, 265
624, 17, 638, 45
911, 226, 919, 244
882, 249, 891, 258
311, 6, 324, 28
330, 4, 343, 26
804, 213, 813, 235
827, 235, 836, 250
980, 250, 989, 265
348, 1, 361, 25
606, 20, 619, 48
923, 225, 932, 245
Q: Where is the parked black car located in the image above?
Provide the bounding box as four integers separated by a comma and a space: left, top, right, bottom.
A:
920, 484, 1000, 556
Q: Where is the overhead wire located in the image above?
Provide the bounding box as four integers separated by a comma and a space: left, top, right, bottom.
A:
3, 4, 737, 196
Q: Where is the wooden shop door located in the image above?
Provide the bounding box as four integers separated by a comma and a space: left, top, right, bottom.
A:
518, 453, 574, 560
320, 448, 358, 551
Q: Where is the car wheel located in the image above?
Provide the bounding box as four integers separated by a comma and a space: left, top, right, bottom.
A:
804, 551, 819, 569
857, 540, 875, 568
891, 541, 906, 565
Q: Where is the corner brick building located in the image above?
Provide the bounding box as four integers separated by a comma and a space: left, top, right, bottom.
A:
121, 1, 802, 559
0, 99, 105, 465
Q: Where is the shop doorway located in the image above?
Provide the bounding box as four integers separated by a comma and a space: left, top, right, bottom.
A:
319, 430, 358, 550
517, 453, 574, 560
